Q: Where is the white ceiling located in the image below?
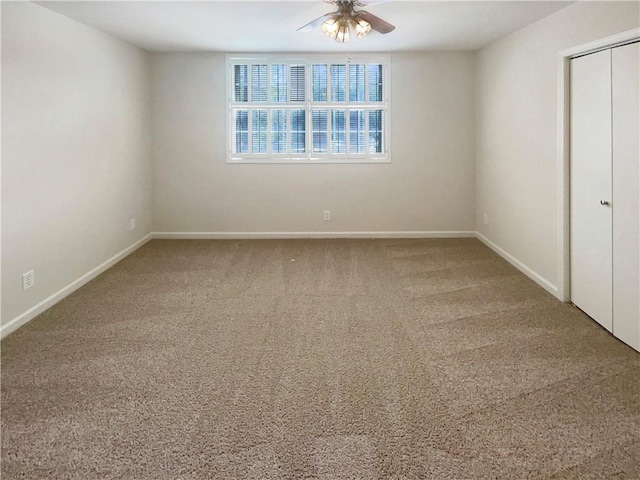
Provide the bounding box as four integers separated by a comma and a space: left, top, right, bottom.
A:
35, 1, 574, 52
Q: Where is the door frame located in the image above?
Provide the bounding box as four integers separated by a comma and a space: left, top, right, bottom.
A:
556, 28, 640, 302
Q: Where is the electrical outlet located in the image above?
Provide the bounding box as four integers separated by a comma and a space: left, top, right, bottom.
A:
23, 270, 34, 291
483, 213, 489, 225
130, 218, 136, 231
324, 210, 331, 222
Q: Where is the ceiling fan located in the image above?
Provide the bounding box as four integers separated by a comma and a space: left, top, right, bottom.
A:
298, 0, 396, 43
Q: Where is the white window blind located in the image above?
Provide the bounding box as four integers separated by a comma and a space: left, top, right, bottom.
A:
228, 55, 389, 163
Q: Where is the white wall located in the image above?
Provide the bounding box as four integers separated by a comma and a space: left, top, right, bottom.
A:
475, 1, 640, 295
1, 2, 152, 329
151, 52, 476, 235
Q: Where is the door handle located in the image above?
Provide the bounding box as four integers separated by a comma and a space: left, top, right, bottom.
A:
600, 200, 610, 206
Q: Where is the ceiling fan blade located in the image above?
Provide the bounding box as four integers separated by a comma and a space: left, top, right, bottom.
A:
356, 0, 390, 6
297, 13, 334, 32
356, 10, 395, 34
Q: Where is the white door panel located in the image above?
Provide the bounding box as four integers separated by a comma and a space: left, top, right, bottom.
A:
570, 49, 613, 332
612, 42, 640, 351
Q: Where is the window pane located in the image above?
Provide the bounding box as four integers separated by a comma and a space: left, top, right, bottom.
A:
252, 109, 267, 153
312, 64, 328, 102
331, 110, 346, 154
251, 65, 267, 102
368, 64, 383, 102
271, 110, 287, 153
331, 64, 346, 102
290, 65, 306, 102
291, 109, 306, 153
349, 110, 365, 154
368, 109, 384, 153
233, 65, 248, 102
271, 64, 287, 103
229, 59, 388, 161
349, 64, 365, 102
312, 110, 328, 153
232, 109, 249, 153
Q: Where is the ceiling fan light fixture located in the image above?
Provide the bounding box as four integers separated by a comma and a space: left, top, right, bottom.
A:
321, 15, 340, 39
298, 1, 395, 41
335, 17, 350, 43
351, 15, 372, 38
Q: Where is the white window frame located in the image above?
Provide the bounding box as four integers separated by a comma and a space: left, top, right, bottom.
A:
226, 54, 391, 164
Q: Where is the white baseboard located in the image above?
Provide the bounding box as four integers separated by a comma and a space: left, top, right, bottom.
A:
476, 232, 560, 299
152, 231, 477, 240
1, 234, 153, 339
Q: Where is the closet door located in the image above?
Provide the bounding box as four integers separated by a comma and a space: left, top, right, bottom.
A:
612, 42, 640, 350
570, 49, 613, 332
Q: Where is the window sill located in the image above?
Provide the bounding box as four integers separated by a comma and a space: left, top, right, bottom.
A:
226, 156, 391, 165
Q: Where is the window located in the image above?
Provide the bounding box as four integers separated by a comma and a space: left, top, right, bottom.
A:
228, 55, 389, 163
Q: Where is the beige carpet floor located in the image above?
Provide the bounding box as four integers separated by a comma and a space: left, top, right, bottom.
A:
2, 238, 639, 479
